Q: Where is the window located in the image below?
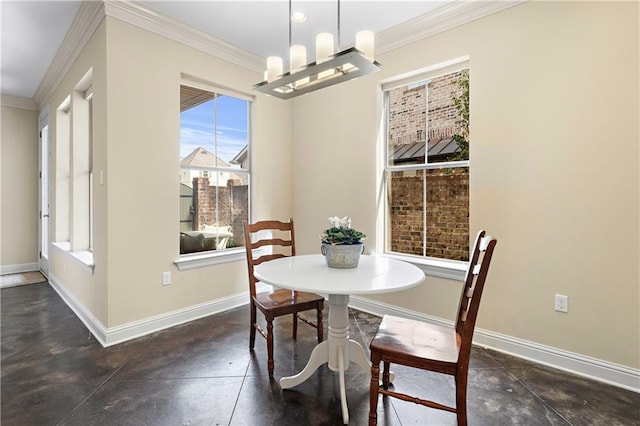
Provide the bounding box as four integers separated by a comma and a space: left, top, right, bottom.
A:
87, 90, 93, 251
71, 83, 93, 253
179, 79, 251, 257
53, 68, 94, 269
55, 96, 71, 243
382, 60, 470, 272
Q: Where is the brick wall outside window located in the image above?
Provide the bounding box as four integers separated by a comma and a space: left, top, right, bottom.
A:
192, 177, 248, 247
387, 69, 469, 261
388, 168, 469, 261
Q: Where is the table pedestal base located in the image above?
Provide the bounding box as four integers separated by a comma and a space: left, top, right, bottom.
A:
280, 294, 393, 424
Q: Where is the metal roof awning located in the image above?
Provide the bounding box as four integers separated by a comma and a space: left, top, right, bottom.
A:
392, 137, 462, 164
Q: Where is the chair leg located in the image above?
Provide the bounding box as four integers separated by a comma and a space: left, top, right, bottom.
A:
317, 305, 324, 342
382, 361, 391, 388
369, 352, 381, 425
455, 373, 469, 426
249, 301, 256, 351
267, 319, 274, 377
292, 313, 298, 339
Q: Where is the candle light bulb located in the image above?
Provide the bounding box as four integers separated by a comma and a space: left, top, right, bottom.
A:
356, 30, 375, 62
290, 45, 306, 73
266, 56, 283, 82
289, 45, 309, 87
316, 32, 335, 80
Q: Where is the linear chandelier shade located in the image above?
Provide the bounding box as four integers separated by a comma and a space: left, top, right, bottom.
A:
253, 0, 382, 100
254, 48, 381, 99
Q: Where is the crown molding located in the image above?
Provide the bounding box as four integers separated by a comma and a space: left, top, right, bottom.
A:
108, 1, 523, 75
1, 95, 38, 110
33, 1, 105, 109
30, 0, 524, 110
103, 1, 265, 73
111, 1, 522, 74
377, 0, 526, 55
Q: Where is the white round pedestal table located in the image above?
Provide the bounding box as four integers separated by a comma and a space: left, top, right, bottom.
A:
254, 254, 425, 424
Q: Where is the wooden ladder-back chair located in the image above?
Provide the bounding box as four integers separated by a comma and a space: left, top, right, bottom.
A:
368, 230, 497, 425
243, 219, 324, 377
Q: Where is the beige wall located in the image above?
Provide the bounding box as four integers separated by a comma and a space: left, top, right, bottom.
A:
291, 1, 639, 369
102, 17, 291, 327
43, 16, 291, 328
0, 105, 39, 270
46, 20, 108, 323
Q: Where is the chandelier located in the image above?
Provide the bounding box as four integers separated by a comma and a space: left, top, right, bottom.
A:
253, 0, 382, 100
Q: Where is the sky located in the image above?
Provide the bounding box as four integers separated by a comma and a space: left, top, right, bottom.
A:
180, 95, 248, 165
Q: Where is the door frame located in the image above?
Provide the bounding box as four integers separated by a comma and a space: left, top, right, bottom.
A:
38, 106, 50, 276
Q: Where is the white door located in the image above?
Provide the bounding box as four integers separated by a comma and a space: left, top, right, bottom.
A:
38, 109, 50, 276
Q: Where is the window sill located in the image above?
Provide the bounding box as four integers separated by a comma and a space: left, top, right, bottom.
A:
174, 247, 246, 271
382, 252, 467, 281
52, 242, 95, 274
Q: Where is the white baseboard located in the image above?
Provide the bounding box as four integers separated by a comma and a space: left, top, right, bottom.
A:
0, 263, 38, 276
102, 290, 250, 347
349, 295, 640, 393
472, 328, 640, 393
42, 276, 639, 393
48, 273, 262, 347
48, 274, 108, 344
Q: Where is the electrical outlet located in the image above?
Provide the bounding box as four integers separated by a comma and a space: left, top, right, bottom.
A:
554, 294, 568, 313
162, 271, 171, 286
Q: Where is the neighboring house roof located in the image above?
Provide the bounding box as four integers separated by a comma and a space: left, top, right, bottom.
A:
180, 147, 246, 186
230, 145, 247, 166
181, 147, 230, 168
392, 137, 462, 164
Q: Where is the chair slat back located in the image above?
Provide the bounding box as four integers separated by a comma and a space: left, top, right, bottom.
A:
243, 219, 296, 297
251, 238, 293, 250
455, 230, 497, 361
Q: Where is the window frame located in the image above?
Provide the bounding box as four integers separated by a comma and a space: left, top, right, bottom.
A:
379, 57, 470, 280
85, 87, 93, 252
55, 95, 71, 244
174, 77, 253, 271
52, 68, 95, 273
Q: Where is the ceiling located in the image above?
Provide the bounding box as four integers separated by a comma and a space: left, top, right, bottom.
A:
1, 1, 452, 100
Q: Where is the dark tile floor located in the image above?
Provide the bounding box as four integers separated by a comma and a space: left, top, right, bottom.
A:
2, 282, 639, 425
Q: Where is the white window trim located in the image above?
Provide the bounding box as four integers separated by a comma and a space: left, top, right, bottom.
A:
180, 74, 254, 102
378, 57, 470, 281
52, 241, 95, 273
175, 232, 275, 272
177, 77, 252, 268
383, 252, 467, 281
380, 56, 469, 91
56, 96, 71, 243
174, 247, 246, 271
181, 164, 250, 175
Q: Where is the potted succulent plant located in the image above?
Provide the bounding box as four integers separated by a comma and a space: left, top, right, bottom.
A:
320, 216, 366, 268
